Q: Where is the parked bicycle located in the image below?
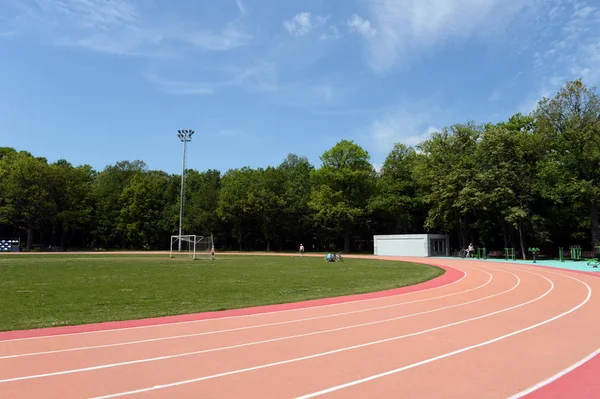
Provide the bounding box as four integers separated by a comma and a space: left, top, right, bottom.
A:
325, 252, 344, 262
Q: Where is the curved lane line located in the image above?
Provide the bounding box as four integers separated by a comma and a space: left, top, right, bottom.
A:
83, 268, 545, 399
0, 264, 465, 343
506, 348, 600, 399
293, 266, 592, 399
0, 270, 513, 383
1, 269, 485, 359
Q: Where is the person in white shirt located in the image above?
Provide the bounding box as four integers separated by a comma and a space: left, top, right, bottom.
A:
299, 244, 305, 257
467, 243, 474, 257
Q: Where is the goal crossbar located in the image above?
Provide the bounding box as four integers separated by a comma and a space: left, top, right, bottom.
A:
170, 234, 214, 260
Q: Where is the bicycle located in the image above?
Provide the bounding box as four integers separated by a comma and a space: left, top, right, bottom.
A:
452, 249, 466, 258
324, 252, 344, 262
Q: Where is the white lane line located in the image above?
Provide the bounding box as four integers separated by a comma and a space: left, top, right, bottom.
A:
0, 265, 466, 343
1, 271, 478, 359
0, 270, 513, 383
86, 269, 546, 399
506, 347, 600, 398
293, 268, 592, 399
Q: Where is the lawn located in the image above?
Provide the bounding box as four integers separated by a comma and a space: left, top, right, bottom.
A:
0, 253, 444, 332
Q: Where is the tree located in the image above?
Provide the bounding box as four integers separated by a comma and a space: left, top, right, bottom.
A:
369, 143, 423, 234
535, 79, 600, 247
278, 154, 314, 249
217, 167, 258, 250
253, 167, 285, 251
48, 161, 95, 248
0, 152, 54, 249
417, 123, 482, 249
117, 171, 175, 248
92, 160, 148, 248
466, 115, 540, 258
184, 169, 222, 240
309, 140, 375, 253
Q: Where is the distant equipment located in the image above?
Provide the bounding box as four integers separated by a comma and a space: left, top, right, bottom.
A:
170, 234, 214, 260
0, 238, 20, 252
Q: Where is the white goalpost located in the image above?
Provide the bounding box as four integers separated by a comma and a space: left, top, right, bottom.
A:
170, 234, 214, 260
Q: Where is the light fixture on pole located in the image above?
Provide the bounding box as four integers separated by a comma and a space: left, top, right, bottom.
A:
177, 129, 194, 251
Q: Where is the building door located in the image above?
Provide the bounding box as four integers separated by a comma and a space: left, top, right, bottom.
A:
430, 239, 446, 256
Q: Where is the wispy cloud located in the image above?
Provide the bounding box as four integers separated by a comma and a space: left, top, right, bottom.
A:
283, 12, 327, 36
347, 14, 375, 37
520, 0, 600, 112
320, 26, 341, 41
235, 0, 246, 15
5, 0, 251, 55
144, 63, 343, 108
366, 103, 446, 153
143, 72, 215, 95
359, 0, 544, 73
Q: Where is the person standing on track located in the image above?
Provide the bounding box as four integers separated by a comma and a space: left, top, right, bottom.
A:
299, 243, 304, 257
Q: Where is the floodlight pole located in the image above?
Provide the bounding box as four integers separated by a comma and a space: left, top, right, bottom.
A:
177, 129, 194, 251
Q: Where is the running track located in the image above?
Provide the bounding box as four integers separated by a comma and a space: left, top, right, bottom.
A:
1, 255, 600, 398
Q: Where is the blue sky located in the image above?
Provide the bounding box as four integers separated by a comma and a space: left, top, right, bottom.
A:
1, 0, 599, 174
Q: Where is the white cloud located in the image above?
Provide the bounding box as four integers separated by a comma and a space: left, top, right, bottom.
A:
347, 14, 375, 37
320, 26, 341, 40
283, 12, 327, 36
360, 0, 544, 73
368, 107, 441, 152
5, 0, 251, 55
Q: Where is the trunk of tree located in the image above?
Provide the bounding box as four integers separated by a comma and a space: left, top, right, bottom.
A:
458, 215, 466, 249
591, 200, 600, 247
266, 239, 271, 252
403, 219, 408, 234
344, 230, 351, 253
518, 221, 526, 260
27, 220, 34, 250
502, 222, 509, 250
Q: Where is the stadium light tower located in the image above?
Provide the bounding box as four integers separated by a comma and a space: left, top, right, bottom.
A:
177, 129, 194, 251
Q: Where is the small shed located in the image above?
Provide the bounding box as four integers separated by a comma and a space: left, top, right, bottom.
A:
373, 234, 449, 257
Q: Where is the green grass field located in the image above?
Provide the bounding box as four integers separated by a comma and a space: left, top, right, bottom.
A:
0, 254, 444, 332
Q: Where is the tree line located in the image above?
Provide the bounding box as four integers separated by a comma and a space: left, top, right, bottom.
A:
1, 79, 599, 258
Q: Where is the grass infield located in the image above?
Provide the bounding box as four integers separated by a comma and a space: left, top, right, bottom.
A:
0, 253, 444, 332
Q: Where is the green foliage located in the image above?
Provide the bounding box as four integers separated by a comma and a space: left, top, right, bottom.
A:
1, 79, 600, 252
309, 140, 375, 252
417, 123, 481, 241
369, 143, 423, 234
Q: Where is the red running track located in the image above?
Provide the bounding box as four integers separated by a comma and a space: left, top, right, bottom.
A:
1, 256, 600, 398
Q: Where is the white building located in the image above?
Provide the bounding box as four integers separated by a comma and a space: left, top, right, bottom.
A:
373, 234, 449, 257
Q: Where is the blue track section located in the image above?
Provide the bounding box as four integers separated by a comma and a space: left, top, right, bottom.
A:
436, 256, 600, 273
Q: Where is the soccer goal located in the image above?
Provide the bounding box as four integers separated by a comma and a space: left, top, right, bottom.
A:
170, 234, 214, 260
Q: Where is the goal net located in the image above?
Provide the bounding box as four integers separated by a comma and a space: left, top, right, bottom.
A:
170, 234, 214, 260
